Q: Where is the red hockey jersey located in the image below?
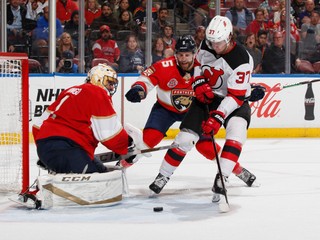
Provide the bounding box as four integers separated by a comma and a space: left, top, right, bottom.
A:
32, 83, 128, 159
133, 56, 194, 113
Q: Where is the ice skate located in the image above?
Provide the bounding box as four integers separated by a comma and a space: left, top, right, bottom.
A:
236, 167, 257, 187
212, 173, 228, 203
9, 193, 42, 209
149, 173, 170, 194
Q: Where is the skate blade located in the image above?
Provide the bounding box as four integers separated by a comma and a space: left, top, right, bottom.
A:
148, 190, 158, 198
8, 196, 36, 209
212, 193, 230, 213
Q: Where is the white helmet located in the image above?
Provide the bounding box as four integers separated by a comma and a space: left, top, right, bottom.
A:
206, 15, 233, 43
87, 64, 118, 95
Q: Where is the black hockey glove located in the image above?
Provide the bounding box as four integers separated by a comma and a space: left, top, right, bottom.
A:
125, 85, 146, 103
249, 84, 266, 102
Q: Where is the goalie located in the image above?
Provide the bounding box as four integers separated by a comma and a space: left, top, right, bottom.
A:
32, 64, 135, 174
13, 64, 143, 209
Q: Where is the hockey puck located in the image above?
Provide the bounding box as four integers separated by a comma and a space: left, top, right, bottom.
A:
153, 207, 163, 212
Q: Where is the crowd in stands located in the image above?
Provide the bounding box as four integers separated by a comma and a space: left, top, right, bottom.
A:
5, 0, 320, 74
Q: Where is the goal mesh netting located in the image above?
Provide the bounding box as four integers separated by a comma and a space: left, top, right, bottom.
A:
0, 53, 29, 193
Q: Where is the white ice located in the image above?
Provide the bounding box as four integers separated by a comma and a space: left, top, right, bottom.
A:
0, 138, 319, 240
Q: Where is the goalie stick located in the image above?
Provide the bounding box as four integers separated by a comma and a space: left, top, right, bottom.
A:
96, 141, 195, 163
280, 79, 320, 90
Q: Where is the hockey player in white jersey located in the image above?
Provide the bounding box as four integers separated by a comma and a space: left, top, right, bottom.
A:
149, 15, 256, 201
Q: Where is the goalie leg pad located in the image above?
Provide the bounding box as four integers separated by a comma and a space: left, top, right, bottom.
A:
37, 170, 123, 209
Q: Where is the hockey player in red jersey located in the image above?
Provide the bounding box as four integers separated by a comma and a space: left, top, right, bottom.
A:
33, 64, 134, 174
149, 16, 258, 197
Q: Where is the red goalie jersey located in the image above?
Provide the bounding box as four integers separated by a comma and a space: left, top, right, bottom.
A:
32, 83, 129, 159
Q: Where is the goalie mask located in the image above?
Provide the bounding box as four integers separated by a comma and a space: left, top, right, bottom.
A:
87, 64, 118, 95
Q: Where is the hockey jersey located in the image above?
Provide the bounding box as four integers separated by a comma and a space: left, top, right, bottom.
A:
32, 83, 128, 159
194, 41, 253, 117
133, 56, 195, 113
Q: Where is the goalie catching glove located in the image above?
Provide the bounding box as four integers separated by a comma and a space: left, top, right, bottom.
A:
192, 77, 214, 103
202, 110, 225, 136
249, 84, 266, 102
125, 85, 146, 103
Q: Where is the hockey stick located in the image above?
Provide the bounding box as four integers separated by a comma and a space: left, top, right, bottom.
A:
280, 79, 320, 90
205, 105, 229, 212
96, 141, 195, 163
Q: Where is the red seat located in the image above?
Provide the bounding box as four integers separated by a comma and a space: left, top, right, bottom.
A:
296, 60, 315, 73
28, 59, 43, 73
313, 61, 320, 73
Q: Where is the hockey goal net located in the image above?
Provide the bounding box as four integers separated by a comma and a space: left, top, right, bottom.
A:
0, 52, 29, 193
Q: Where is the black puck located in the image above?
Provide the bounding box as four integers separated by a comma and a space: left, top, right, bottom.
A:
153, 207, 163, 212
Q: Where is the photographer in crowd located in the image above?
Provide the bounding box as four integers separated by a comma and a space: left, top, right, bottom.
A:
56, 50, 78, 73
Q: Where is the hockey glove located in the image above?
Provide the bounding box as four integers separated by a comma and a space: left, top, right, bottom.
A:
202, 110, 225, 135
116, 136, 137, 169
192, 77, 214, 103
249, 84, 266, 102
125, 85, 146, 103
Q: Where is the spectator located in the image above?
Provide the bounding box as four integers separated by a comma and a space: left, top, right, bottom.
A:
85, 0, 101, 27
117, 10, 139, 34
225, 0, 254, 41
152, 7, 171, 35
56, 0, 79, 25
193, 0, 210, 28
261, 31, 286, 73
292, 0, 305, 24
64, 10, 89, 49
194, 25, 205, 49
56, 50, 78, 73
90, 2, 118, 31
244, 33, 262, 74
119, 34, 145, 73
298, 0, 315, 28
26, 0, 40, 21
57, 32, 76, 59
151, 37, 165, 64
32, 6, 63, 71
113, 0, 131, 20
92, 24, 120, 71
259, 0, 280, 17
272, 9, 300, 52
246, 8, 271, 36
7, 0, 28, 47
256, 29, 269, 57
296, 10, 320, 72
133, 0, 158, 26
162, 23, 176, 50
273, 0, 294, 23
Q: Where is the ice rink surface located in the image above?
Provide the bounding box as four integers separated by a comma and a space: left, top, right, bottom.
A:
0, 138, 319, 240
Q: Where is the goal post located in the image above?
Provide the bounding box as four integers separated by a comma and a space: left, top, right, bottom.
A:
0, 52, 29, 193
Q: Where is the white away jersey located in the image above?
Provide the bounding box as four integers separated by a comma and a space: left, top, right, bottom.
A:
194, 41, 253, 117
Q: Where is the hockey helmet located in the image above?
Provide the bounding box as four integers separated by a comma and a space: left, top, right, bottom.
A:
206, 15, 233, 44
175, 34, 197, 54
87, 64, 118, 95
